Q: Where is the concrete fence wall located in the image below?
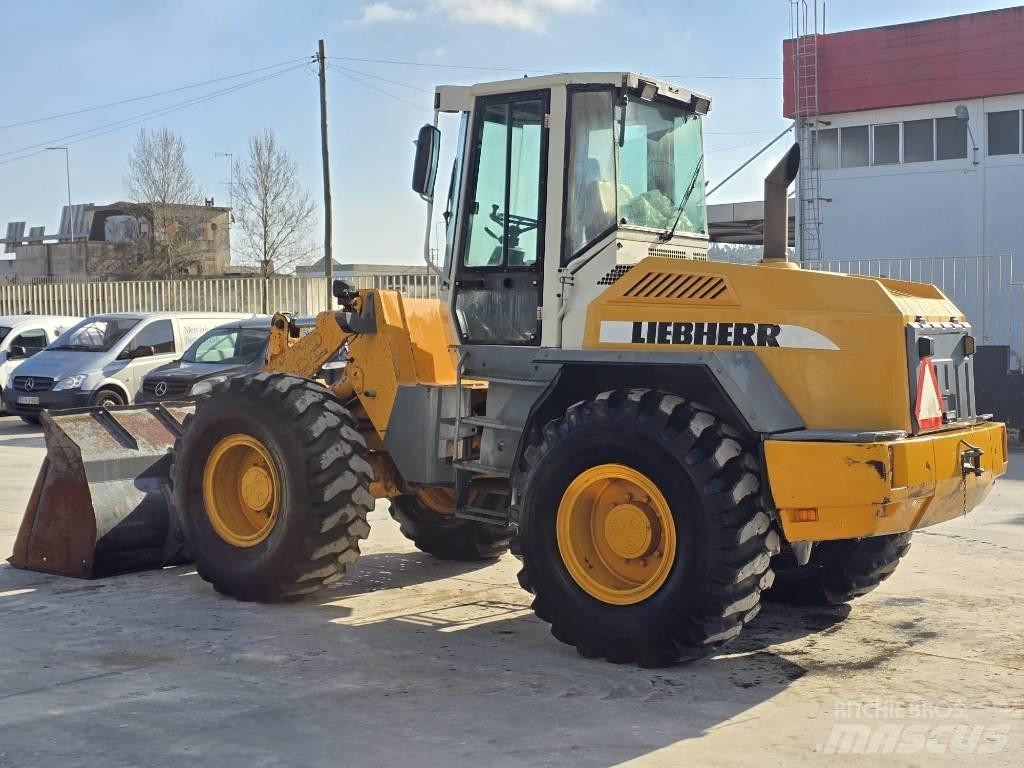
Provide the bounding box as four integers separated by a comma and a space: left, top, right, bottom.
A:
0, 273, 441, 318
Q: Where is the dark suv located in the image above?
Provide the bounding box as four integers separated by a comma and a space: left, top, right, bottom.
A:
136, 319, 269, 404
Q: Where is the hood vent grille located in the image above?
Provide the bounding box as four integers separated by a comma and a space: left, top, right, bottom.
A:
623, 272, 729, 301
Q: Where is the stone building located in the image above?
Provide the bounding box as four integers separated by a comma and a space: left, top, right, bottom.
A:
1, 201, 231, 281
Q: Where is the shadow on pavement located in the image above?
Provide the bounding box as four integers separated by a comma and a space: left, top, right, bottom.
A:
0, 548, 849, 768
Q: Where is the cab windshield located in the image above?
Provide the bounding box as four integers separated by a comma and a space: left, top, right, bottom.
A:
50, 317, 140, 352
564, 90, 706, 260
0, 327, 10, 343
183, 327, 267, 364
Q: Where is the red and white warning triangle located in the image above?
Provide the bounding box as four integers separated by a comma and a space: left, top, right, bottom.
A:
915, 357, 944, 430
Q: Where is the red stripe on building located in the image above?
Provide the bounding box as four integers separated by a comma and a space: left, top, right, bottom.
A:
783, 6, 1024, 117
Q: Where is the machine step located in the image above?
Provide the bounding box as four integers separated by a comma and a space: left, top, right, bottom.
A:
470, 375, 548, 388
454, 460, 512, 477
454, 505, 511, 526
459, 415, 520, 432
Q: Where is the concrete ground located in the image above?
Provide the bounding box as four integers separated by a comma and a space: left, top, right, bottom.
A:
0, 415, 1021, 768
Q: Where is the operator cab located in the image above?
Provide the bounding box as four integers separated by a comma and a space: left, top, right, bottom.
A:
412, 72, 711, 349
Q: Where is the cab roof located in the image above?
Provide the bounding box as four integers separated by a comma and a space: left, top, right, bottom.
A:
435, 72, 711, 114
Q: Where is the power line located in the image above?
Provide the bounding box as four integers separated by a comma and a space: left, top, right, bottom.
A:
329, 66, 429, 112
0, 57, 311, 132
331, 64, 433, 93
706, 136, 787, 154
705, 129, 792, 135
328, 55, 548, 74
0, 64, 306, 167
326, 55, 783, 81
0, 64, 304, 161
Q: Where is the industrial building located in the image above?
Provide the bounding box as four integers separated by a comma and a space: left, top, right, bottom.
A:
783, 7, 1024, 291
1, 201, 231, 281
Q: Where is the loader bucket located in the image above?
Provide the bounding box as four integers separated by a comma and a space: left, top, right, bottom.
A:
8, 403, 196, 579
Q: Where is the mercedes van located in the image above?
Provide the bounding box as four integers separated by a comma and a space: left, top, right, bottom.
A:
0, 315, 82, 413
2, 312, 249, 423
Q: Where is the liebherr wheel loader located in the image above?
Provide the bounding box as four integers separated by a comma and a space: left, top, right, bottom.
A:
11, 72, 1007, 666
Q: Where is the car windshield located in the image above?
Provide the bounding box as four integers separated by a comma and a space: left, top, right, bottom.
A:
0, 326, 10, 344
183, 327, 267, 364
50, 317, 141, 352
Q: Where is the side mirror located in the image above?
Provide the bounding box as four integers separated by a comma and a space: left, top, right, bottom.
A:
411, 124, 441, 202
130, 345, 155, 359
8, 345, 27, 360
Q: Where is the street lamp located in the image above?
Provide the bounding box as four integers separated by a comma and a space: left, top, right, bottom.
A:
954, 105, 979, 166
45, 146, 74, 244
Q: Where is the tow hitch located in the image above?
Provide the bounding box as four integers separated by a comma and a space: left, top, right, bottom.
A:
960, 441, 984, 477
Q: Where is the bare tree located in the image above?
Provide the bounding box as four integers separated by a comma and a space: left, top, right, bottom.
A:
118, 127, 208, 277
125, 127, 202, 205
233, 129, 316, 277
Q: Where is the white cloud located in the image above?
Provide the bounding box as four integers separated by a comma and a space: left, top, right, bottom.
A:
359, 2, 417, 23
431, 0, 597, 32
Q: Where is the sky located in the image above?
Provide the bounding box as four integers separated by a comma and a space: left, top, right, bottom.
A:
1, 0, 1019, 268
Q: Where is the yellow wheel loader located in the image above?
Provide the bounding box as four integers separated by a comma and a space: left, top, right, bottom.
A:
11, 72, 1008, 666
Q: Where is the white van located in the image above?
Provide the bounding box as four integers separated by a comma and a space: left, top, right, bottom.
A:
0, 315, 82, 413
2, 312, 249, 423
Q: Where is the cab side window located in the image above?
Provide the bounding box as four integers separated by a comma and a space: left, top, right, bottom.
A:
131, 320, 175, 355
10, 329, 48, 357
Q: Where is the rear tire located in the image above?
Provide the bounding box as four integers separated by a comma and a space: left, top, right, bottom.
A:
514, 389, 778, 667
171, 372, 374, 601
389, 492, 513, 560
764, 533, 912, 606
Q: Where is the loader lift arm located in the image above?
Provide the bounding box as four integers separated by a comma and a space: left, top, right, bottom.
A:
263, 290, 377, 379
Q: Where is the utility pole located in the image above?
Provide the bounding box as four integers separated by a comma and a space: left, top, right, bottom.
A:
316, 39, 333, 308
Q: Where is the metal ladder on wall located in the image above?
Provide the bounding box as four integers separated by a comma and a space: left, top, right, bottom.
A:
790, 0, 824, 262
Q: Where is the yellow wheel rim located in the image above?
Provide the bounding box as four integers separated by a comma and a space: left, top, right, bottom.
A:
556, 464, 676, 605
415, 486, 479, 517
416, 486, 459, 516
202, 433, 281, 548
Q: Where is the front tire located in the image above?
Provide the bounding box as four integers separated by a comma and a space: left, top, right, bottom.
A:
515, 389, 778, 667
764, 533, 912, 606
91, 387, 126, 408
389, 490, 513, 560
171, 372, 374, 601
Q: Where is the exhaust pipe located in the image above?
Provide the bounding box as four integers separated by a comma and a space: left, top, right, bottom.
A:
761, 142, 800, 266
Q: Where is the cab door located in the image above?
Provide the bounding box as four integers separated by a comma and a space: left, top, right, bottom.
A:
453, 90, 549, 346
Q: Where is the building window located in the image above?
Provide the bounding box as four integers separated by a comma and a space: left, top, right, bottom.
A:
988, 110, 1021, 156
840, 125, 868, 168
935, 116, 968, 160
903, 119, 934, 163
816, 128, 838, 169
872, 123, 900, 165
